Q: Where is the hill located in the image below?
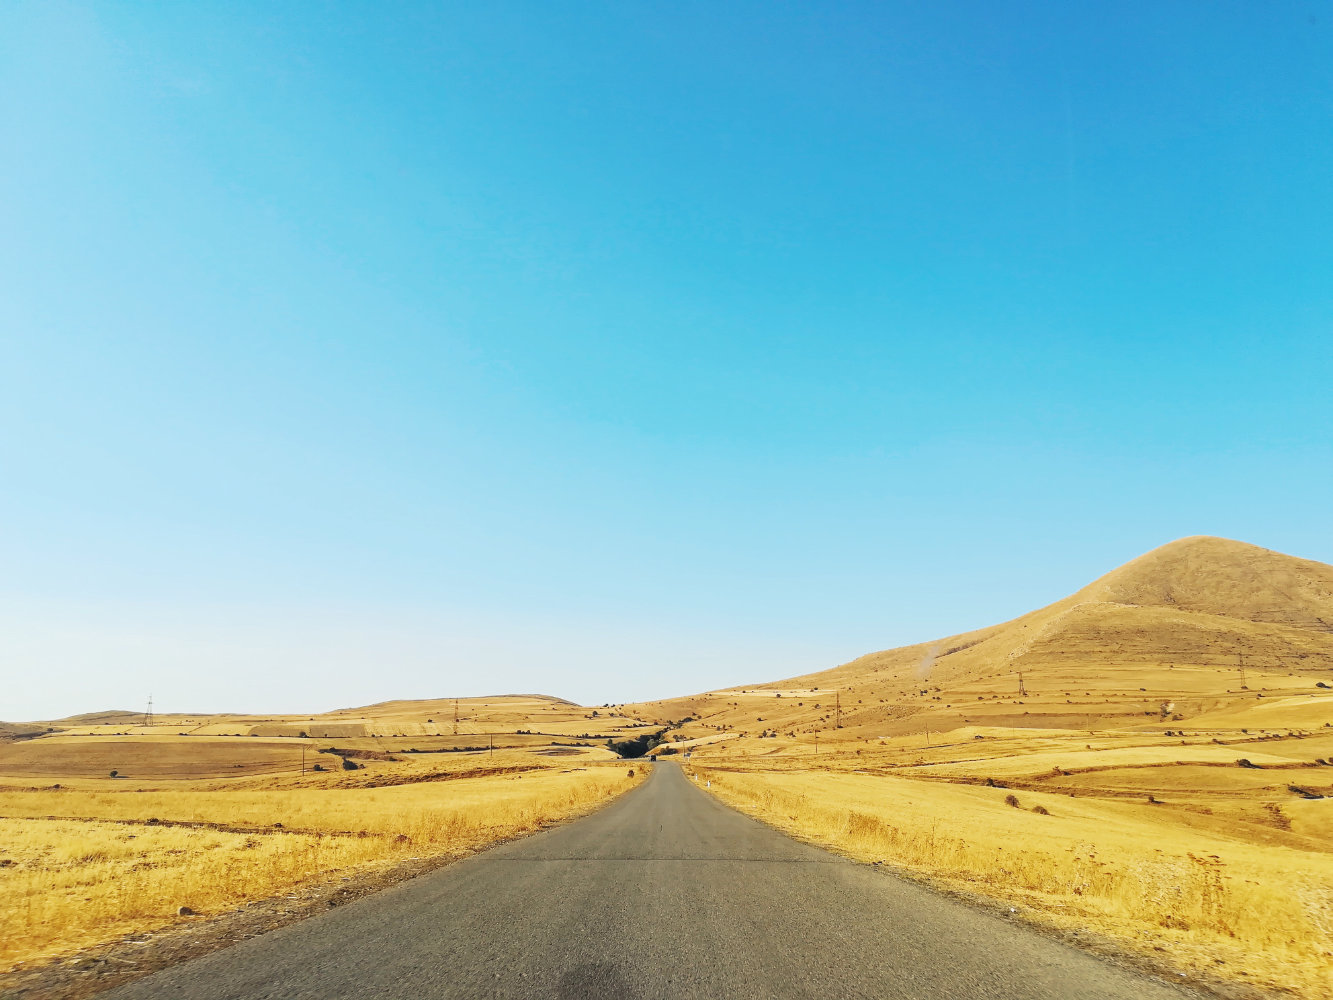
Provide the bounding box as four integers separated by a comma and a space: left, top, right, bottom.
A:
628, 536, 1333, 739
49, 710, 142, 726
647, 537, 1333, 998
18, 694, 640, 744
3, 691, 659, 795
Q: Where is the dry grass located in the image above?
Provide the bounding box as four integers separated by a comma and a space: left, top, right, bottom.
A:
628, 538, 1333, 743
40, 694, 647, 743
0, 736, 322, 780
0, 764, 641, 971
0, 696, 647, 971
8, 536, 1330, 988
627, 537, 1333, 995
0, 765, 619, 838
696, 764, 1333, 999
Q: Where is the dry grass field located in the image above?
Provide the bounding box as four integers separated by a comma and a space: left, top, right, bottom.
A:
34, 694, 647, 743
7, 536, 1332, 994
691, 740, 1332, 998
0, 762, 642, 971
635, 538, 1333, 998
0, 695, 648, 975
629, 538, 1333, 740
0, 736, 325, 780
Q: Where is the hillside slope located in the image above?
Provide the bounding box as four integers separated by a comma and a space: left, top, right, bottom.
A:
629, 536, 1333, 738
24, 694, 641, 743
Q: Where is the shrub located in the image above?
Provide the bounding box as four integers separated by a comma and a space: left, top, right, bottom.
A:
1031, 804, 1049, 815
1004, 793, 1020, 808
1289, 785, 1324, 799
609, 729, 667, 758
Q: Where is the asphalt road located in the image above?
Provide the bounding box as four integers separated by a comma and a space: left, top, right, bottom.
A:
102, 762, 1193, 1000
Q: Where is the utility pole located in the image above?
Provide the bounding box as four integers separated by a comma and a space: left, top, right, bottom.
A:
453, 699, 460, 736
301, 745, 306, 776
1238, 652, 1247, 685
924, 726, 930, 747
835, 691, 842, 729
488, 733, 493, 756
144, 694, 154, 728
814, 732, 819, 755
1017, 672, 1027, 697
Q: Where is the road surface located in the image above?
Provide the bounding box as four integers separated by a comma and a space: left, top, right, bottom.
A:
103, 762, 1192, 1000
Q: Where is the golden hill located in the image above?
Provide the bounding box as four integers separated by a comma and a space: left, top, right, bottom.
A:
651, 537, 1333, 998
629, 536, 1333, 739
27, 694, 610, 741
6, 537, 1327, 998
1, 694, 653, 781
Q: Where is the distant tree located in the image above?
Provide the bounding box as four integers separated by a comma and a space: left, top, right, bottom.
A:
109, 770, 118, 778
608, 729, 668, 758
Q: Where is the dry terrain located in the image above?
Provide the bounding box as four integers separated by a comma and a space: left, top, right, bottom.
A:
7, 537, 1332, 997
0, 695, 647, 978
631, 538, 1333, 998
27, 693, 646, 744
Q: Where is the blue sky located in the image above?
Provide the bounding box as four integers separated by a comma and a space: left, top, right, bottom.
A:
2, 2, 1330, 719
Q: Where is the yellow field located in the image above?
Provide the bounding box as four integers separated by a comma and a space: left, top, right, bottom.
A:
38, 694, 646, 743
0, 754, 643, 972
0, 736, 324, 780
693, 744, 1332, 999
629, 538, 1333, 742
0, 694, 646, 972
632, 539, 1333, 997
7, 537, 1331, 988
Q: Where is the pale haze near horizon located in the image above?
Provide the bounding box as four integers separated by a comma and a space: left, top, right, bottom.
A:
2, 3, 1330, 721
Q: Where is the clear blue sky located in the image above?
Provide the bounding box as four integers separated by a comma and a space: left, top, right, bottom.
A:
3, 2, 1330, 720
